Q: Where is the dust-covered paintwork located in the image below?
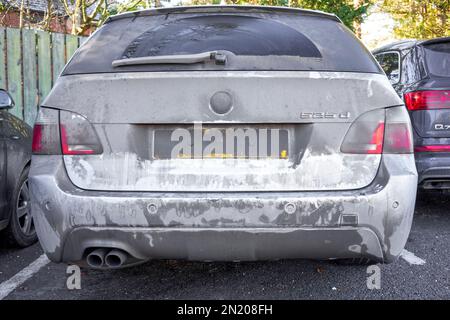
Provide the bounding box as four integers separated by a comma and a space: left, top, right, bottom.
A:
30, 6, 418, 268
30, 154, 417, 264
0, 108, 32, 230
45, 71, 399, 192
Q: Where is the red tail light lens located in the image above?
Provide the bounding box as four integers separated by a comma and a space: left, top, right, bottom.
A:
384, 123, 413, 153
382, 106, 413, 154
341, 109, 385, 154
341, 107, 413, 155
31, 124, 43, 152
60, 125, 96, 155
32, 108, 61, 155
367, 123, 385, 154
59, 110, 103, 155
404, 90, 450, 110
32, 107, 102, 155
415, 145, 450, 152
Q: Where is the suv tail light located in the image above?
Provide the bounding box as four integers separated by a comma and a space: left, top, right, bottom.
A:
404, 90, 450, 110
60, 110, 103, 155
341, 106, 413, 154
414, 145, 450, 152
383, 107, 413, 153
32, 108, 61, 154
32, 108, 102, 155
341, 109, 385, 154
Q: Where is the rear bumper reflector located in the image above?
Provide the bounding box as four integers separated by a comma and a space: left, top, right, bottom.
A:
414, 145, 450, 152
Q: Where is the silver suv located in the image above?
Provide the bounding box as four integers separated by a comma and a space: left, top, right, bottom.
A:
30, 6, 417, 269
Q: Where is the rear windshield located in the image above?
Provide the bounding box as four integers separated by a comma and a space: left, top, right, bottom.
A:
122, 15, 321, 58
424, 42, 450, 77
63, 12, 382, 75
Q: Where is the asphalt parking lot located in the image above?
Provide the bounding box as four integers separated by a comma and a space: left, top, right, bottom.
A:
0, 191, 448, 300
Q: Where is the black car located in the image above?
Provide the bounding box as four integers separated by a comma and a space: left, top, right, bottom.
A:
373, 37, 450, 190
0, 89, 35, 247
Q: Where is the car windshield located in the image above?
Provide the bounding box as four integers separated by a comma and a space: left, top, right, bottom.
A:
424, 41, 450, 77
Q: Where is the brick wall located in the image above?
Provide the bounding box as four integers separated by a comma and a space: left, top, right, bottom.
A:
0, 9, 94, 35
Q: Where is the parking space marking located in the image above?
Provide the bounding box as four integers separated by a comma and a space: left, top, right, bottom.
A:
0, 254, 50, 300
400, 249, 426, 265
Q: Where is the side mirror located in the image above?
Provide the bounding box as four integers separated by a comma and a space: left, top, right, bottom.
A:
0, 89, 14, 109
388, 70, 400, 85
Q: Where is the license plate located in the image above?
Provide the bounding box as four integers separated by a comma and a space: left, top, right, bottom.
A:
153, 126, 289, 160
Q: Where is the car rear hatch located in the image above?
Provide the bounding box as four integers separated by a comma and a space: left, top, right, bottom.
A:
44, 71, 402, 192
37, 8, 404, 192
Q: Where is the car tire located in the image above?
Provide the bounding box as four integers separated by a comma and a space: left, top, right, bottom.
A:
2, 166, 37, 247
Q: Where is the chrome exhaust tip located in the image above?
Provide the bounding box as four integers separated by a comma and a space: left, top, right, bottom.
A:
86, 248, 108, 268
105, 249, 129, 268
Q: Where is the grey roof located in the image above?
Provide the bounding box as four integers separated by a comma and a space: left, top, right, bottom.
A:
372, 36, 450, 54
372, 40, 418, 54
106, 5, 341, 24
1, 0, 65, 14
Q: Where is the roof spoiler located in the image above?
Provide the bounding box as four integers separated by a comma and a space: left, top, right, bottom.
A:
105, 5, 341, 24
420, 37, 450, 46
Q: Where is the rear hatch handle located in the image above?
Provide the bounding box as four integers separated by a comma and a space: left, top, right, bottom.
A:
112, 51, 227, 67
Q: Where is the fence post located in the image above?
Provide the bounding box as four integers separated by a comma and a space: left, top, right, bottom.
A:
6, 28, 23, 118
0, 27, 6, 90
36, 30, 51, 107
22, 28, 38, 125
66, 34, 79, 63
52, 33, 65, 85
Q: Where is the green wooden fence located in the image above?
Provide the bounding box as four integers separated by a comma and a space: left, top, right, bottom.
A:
0, 27, 87, 125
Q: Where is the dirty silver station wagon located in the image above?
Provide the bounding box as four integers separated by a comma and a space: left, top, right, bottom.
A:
30, 6, 418, 268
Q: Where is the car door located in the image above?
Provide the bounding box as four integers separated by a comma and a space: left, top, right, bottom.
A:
2, 112, 32, 189
0, 110, 8, 223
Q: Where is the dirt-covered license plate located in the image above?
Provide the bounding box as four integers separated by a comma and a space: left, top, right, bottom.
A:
153, 126, 289, 160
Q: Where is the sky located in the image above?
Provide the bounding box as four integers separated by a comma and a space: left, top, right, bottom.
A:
360, 6, 397, 50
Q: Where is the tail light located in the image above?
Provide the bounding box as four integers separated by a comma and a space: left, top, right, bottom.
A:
32, 108, 61, 154
404, 90, 450, 110
383, 107, 413, 153
341, 109, 385, 154
415, 145, 450, 152
60, 110, 103, 155
341, 107, 413, 154
32, 108, 102, 155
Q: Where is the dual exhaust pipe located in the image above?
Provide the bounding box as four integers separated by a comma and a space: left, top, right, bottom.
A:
86, 248, 129, 268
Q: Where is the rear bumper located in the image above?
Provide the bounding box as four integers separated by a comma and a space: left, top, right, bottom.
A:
415, 152, 450, 189
65, 227, 383, 262
30, 155, 417, 266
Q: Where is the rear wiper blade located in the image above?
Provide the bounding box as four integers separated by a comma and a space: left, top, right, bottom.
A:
112, 51, 227, 67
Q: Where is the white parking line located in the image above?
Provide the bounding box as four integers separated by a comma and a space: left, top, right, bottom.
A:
0, 254, 50, 300
400, 249, 426, 265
